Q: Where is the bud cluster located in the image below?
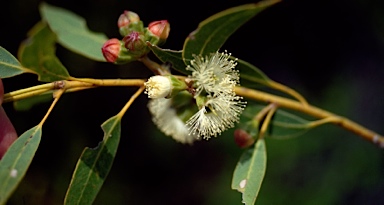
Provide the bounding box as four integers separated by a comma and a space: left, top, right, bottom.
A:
101, 10, 170, 64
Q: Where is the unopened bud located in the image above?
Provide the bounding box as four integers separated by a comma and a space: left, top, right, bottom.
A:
101, 38, 133, 64
144, 75, 187, 99
101, 38, 121, 63
148, 20, 170, 44
118, 10, 139, 27
122, 31, 145, 52
118, 10, 142, 36
234, 129, 255, 148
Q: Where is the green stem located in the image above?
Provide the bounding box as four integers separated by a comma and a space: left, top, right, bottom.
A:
3, 83, 55, 103
266, 80, 308, 106
4, 88, 52, 103
3, 79, 146, 103
68, 77, 145, 87
138, 55, 170, 75
259, 103, 278, 139
38, 88, 65, 128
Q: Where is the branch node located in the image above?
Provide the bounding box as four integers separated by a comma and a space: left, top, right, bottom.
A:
54, 80, 66, 89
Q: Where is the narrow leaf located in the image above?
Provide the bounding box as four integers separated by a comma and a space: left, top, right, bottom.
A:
182, 0, 281, 64
39, 2, 108, 62
147, 44, 189, 74
0, 47, 29, 78
0, 126, 42, 204
232, 139, 267, 205
18, 21, 71, 82
64, 116, 121, 205
240, 105, 311, 139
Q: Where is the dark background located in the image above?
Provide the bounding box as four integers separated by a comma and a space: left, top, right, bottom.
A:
1, 0, 384, 204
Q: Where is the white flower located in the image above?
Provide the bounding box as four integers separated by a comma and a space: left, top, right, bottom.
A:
148, 98, 198, 144
186, 51, 239, 96
186, 94, 246, 139
144, 75, 171, 98
147, 51, 246, 142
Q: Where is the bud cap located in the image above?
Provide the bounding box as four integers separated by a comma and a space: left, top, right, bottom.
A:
122, 31, 145, 51
148, 20, 170, 42
101, 38, 121, 63
117, 10, 140, 28
234, 129, 255, 148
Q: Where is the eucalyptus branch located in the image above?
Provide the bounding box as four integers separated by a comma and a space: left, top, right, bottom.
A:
2, 2, 379, 204
235, 86, 384, 147
3, 83, 55, 103
68, 77, 145, 87
4, 88, 52, 103
3, 78, 146, 103
4, 75, 384, 148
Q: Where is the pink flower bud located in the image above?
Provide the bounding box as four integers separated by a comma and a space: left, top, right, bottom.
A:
148, 20, 170, 41
101, 38, 121, 63
122, 31, 145, 51
117, 10, 140, 28
234, 129, 255, 148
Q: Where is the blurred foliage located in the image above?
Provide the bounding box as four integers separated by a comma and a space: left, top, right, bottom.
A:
1, 0, 384, 204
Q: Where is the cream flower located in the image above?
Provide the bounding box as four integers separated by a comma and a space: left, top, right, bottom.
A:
186, 51, 239, 96
144, 75, 172, 98
148, 98, 198, 144
186, 94, 246, 139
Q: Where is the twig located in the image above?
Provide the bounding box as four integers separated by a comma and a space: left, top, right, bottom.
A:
235, 86, 384, 147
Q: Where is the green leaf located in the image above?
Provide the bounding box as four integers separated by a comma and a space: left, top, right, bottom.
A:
64, 115, 121, 205
182, 0, 281, 64
39, 2, 108, 62
147, 44, 189, 74
18, 21, 71, 82
240, 105, 311, 139
0, 126, 42, 204
232, 139, 267, 205
0, 46, 29, 78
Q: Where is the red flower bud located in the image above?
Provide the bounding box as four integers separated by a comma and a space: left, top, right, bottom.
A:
234, 129, 255, 148
117, 10, 140, 28
148, 20, 170, 41
122, 31, 145, 51
101, 38, 121, 63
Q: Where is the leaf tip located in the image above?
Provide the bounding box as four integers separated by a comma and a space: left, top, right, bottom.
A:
251, 0, 282, 9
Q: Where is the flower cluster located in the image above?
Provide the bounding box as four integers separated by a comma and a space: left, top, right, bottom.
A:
145, 51, 246, 143
185, 51, 246, 139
